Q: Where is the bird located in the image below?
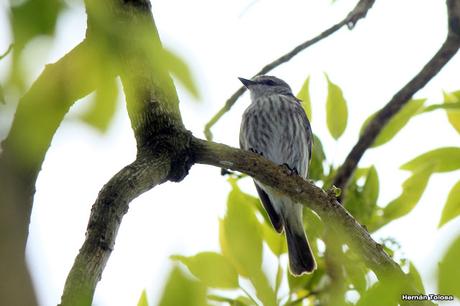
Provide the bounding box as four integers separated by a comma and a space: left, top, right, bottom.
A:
239, 75, 316, 275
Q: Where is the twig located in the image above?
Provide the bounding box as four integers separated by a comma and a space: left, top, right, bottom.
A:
204, 0, 376, 140
332, 0, 460, 191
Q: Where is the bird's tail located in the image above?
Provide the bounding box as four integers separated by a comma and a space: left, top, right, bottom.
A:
283, 215, 316, 276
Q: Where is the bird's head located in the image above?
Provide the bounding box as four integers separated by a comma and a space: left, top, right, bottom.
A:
238, 75, 293, 99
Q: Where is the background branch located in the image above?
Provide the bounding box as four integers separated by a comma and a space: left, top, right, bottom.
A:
332, 0, 460, 190
204, 0, 376, 140
0, 40, 103, 306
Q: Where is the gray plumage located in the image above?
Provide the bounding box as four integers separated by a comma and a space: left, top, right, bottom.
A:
239, 75, 316, 275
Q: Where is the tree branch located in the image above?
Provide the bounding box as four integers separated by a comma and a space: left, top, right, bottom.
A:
332, 0, 460, 190
204, 0, 376, 140
59, 1, 194, 305
191, 138, 432, 305
59, 154, 171, 306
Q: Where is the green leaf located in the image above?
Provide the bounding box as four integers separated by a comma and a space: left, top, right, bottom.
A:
438, 236, 460, 299
222, 179, 263, 277
356, 282, 400, 306
260, 221, 287, 256
249, 271, 277, 306
360, 99, 426, 147
421, 102, 460, 113
80, 78, 118, 133
325, 74, 348, 140
443, 90, 460, 134
11, 0, 63, 51
137, 290, 149, 306
296, 76, 312, 121
287, 264, 324, 293
408, 262, 425, 294
439, 180, 460, 228
309, 134, 326, 181
343, 166, 379, 225
171, 252, 239, 289
382, 164, 433, 221
158, 267, 206, 306
162, 48, 200, 99
363, 166, 379, 208
400, 147, 460, 173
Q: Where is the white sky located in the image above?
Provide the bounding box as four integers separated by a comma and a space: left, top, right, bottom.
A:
1, 0, 460, 305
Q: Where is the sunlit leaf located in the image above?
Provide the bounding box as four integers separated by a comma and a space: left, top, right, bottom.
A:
408, 262, 425, 294
162, 48, 200, 99
296, 76, 312, 121
249, 271, 277, 306
443, 90, 460, 134
382, 164, 433, 221
303, 207, 324, 243
355, 282, 400, 306
208, 295, 255, 306
343, 167, 379, 225
171, 252, 239, 289
360, 99, 426, 147
400, 147, 460, 173
421, 102, 460, 113
222, 179, 263, 277
260, 221, 287, 256
325, 74, 348, 140
80, 78, 119, 133
438, 236, 460, 299
158, 267, 206, 306
137, 290, 149, 306
287, 265, 324, 293
439, 180, 460, 228
309, 134, 326, 181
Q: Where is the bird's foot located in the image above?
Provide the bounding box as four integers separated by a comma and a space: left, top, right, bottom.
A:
281, 163, 299, 176
249, 148, 263, 156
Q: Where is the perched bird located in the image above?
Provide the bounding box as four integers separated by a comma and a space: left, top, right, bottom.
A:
239, 75, 316, 275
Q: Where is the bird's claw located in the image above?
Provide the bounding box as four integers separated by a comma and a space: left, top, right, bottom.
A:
281, 163, 299, 176
249, 148, 263, 156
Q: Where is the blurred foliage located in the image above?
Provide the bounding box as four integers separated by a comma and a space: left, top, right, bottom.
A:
325, 74, 348, 140
137, 290, 149, 306
438, 236, 460, 299
9, 0, 64, 88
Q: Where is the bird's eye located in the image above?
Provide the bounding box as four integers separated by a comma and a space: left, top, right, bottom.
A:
264, 80, 276, 86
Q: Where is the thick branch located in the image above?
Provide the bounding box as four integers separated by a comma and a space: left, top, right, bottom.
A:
59, 154, 170, 306
59, 1, 194, 305
191, 138, 432, 304
204, 0, 376, 140
333, 0, 460, 190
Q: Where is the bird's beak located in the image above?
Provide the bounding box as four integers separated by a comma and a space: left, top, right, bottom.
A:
238, 77, 257, 88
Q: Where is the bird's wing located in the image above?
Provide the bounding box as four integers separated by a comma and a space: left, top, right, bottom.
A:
254, 182, 283, 233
